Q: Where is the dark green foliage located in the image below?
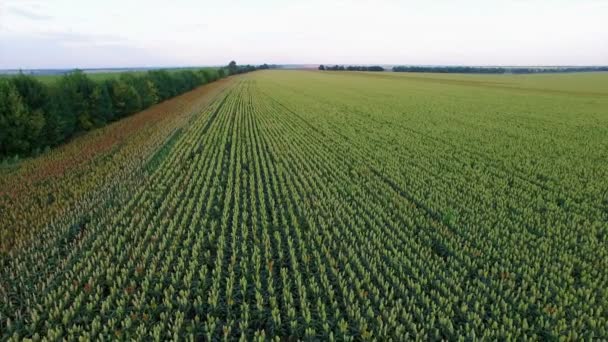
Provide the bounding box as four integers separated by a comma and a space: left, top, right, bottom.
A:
0, 64, 263, 159
118, 74, 158, 108
393, 66, 506, 74
147, 70, 177, 101
203, 68, 222, 83
91, 82, 115, 125
54, 70, 98, 132
225, 61, 263, 76
0, 80, 44, 155
41, 107, 65, 147
392, 66, 608, 74
108, 79, 142, 118
196, 70, 208, 84
173, 70, 199, 93
6, 74, 49, 150
321, 65, 384, 71
348, 65, 384, 71
10, 73, 49, 113
228, 60, 238, 75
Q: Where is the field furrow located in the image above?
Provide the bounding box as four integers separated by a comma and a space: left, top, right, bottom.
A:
2, 71, 607, 340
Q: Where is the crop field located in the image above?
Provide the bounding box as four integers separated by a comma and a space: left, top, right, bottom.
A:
1, 70, 607, 340
0, 67, 218, 85
0, 72, 138, 85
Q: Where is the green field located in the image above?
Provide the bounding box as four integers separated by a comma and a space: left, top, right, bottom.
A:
1, 70, 607, 340
0, 67, 218, 85
38, 72, 141, 84
0, 72, 135, 84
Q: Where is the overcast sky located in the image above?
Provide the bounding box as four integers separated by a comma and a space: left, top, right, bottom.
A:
1, 0, 607, 69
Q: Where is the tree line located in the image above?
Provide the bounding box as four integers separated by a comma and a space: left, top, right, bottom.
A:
392, 65, 608, 74
318, 65, 385, 72
228, 62, 278, 74
0, 61, 268, 159
317, 64, 608, 74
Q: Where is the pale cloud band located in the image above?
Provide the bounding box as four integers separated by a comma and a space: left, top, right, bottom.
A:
1, 0, 607, 69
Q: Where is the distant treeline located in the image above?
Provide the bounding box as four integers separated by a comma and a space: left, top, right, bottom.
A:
228, 62, 278, 74
319, 65, 385, 72
392, 66, 608, 74
316, 64, 608, 74
0, 61, 269, 159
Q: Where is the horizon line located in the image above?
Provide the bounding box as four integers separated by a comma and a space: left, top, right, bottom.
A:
2, 63, 608, 73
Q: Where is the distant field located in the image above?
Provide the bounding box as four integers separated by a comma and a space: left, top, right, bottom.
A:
2, 70, 607, 340
1, 67, 218, 84
35, 72, 146, 84
0, 71, 143, 84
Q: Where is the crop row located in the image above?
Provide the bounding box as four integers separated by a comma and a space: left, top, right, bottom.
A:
2, 72, 607, 340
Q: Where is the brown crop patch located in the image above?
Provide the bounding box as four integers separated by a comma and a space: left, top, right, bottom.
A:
0, 77, 235, 253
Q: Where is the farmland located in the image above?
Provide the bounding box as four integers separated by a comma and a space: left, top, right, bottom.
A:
1, 70, 607, 340
0, 67, 221, 85
1, 72, 134, 85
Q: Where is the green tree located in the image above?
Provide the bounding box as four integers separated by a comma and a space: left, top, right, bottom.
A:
54, 70, 97, 133
216, 68, 226, 79
197, 70, 209, 84
9, 73, 50, 149
142, 79, 160, 107
120, 74, 158, 108
10, 73, 49, 112
90, 83, 114, 126
173, 70, 199, 93
109, 80, 142, 118
147, 70, 176, 101
228, 61, 238, 75
0, 81, 44, 156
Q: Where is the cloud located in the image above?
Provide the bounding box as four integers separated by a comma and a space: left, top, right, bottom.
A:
1, 0, 607, 68
37, 31, 127, 45
7, 6, 51, 21
0, 32, 181, 69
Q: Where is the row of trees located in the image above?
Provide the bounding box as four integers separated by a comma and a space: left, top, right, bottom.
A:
319, 65, 385, 71
0, 62, 266, 159
227, 61, 278, 75
392, 66, 608, 74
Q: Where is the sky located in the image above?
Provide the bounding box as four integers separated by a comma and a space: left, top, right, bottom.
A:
0, 0, 607, 69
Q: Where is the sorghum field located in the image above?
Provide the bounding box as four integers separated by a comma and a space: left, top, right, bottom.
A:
1, 70, 607, 340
